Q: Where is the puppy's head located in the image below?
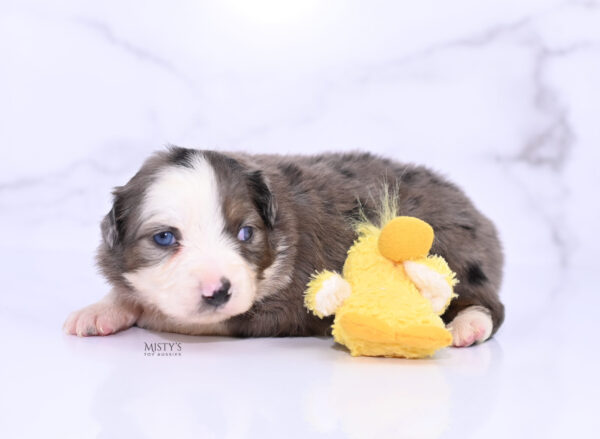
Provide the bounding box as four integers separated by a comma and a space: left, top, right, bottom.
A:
98, 147, 277, 324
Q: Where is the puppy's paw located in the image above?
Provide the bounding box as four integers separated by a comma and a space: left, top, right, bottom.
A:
447, 306, 493, 347
63, 299, 139, 337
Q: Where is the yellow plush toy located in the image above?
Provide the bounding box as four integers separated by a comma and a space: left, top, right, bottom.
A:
305, 212, 458, 358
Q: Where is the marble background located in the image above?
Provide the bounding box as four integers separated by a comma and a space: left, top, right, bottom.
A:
1, 1, 598, 438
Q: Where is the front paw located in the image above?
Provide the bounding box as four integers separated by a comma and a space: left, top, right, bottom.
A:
63, 299, 139, 337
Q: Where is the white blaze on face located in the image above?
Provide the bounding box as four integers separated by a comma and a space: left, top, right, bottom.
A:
124, 156, 257, 324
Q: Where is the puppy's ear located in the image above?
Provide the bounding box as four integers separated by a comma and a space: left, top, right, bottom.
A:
101, 198, 121, 249
247, 170, 277, 229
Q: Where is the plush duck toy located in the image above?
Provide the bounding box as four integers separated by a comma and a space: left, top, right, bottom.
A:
304, 214, 458, 358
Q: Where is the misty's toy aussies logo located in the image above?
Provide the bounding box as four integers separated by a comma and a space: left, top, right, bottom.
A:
144, 342, 183, 357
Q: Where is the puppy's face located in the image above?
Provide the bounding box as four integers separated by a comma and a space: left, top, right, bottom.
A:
99, 149, 277, 325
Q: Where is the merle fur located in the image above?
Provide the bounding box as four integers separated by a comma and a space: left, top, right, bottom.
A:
98, 147, 505, 337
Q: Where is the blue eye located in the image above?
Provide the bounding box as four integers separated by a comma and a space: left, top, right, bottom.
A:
153, 231, 175, 246
237, 226, 253, 242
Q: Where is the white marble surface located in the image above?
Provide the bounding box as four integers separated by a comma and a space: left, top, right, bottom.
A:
1, 0, 599, 437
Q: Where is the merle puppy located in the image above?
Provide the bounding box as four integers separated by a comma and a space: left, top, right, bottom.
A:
64, 147, 504, 347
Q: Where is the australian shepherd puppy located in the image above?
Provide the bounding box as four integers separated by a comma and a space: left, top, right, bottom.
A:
64, 147, 505, 347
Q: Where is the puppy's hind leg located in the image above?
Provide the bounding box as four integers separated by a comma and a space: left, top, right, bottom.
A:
63, 289, 141, 336
443, 265, 505, 347
446, 306, 494, 347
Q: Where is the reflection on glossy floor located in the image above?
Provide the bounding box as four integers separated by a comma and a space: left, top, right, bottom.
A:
0, 265, 597, 438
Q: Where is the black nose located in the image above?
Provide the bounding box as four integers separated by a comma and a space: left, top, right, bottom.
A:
203, 278, 231, 307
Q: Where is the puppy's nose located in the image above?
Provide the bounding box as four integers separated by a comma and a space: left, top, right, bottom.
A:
202, 278, 231, 307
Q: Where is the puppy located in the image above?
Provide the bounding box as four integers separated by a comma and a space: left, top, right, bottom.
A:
64, 147, 504, 347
